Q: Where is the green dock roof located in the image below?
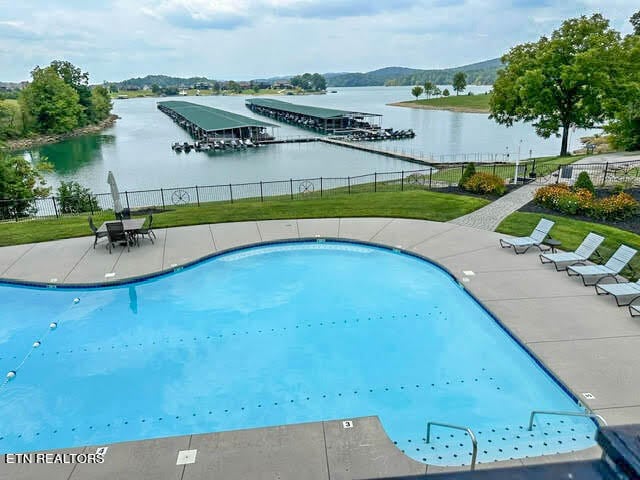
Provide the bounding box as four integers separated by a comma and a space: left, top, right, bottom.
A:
158, 101, 276, 132
245, 98, 381, 120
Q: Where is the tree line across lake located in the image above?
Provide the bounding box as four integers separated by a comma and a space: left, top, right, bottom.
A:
0, 61, 113, 140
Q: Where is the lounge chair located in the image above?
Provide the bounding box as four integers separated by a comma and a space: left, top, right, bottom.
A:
499, 218, 555, 254
136, 214, 156, 244
629, 299, 640, 317
595, 279, 640, 306
567, 245, 637, 286
539, 232, 604, 271
88, 216, 108, 249
106, 221, 130, 254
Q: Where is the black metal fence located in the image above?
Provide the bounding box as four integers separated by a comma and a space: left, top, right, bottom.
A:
2, 158, 638, 222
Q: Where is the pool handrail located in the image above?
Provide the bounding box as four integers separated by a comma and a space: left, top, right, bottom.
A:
527, 410, 607, 431
426, 421, 478, 470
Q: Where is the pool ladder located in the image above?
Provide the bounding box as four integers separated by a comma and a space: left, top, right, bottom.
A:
425, 410, 607, 472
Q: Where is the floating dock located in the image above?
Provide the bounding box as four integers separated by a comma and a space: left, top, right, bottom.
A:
245, 98, 383, 135
158, 101, 278, 143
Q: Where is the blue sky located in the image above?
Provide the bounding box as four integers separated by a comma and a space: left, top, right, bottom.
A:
0, 0, 637, 82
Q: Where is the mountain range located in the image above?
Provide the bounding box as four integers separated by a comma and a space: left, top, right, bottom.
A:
108, 58, 502, 89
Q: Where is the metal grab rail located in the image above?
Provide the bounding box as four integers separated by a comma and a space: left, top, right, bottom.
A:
528, 410, 607, 431
426, 421, 478, 470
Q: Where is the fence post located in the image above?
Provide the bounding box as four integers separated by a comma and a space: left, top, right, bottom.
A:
52, 196, 59, 218
160, 188, 166, 211
374, 172, 377, 192
229, 184, 234, 203
260, 181, 264, 202
556, 165, 561, 184
532, 158, 536, 175
348, 176, 351, 194
290, 179, 293, 199
125, 191, 130, 210
602, 162, 609, 187
429, 168, 432, 189
195, 185, 200, 207
401, 171, 404, 191
493, 164, 496, 175
320, 177, 323, 197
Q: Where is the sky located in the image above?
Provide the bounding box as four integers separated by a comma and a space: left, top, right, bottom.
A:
0, 0, 637, 83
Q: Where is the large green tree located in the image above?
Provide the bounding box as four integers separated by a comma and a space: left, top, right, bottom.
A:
90, 86, 113, 122
452, 72, 467, 95
631, 10, 640, 35
490, 14, 621, 156
49, 60, 93, 124
411, 85, 423, 99
604, 23, 640, 150
19, 66, 83, 134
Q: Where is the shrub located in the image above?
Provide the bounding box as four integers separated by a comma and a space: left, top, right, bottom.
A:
534, 184, 638, 220
57, 181, 101, 214
463, 172, 507, 196
458, 163, 476, 188
589, 192, 638, 221
574, 171, 595, 194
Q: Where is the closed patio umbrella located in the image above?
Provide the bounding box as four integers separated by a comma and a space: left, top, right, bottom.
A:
107, 171, 123, 215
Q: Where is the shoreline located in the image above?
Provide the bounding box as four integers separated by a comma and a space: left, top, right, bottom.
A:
387, 101, 489, 114
7, 114, 119, 150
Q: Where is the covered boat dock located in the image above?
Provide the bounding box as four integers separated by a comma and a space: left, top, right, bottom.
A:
245, 98, 382, 135
157, 101, 277, 141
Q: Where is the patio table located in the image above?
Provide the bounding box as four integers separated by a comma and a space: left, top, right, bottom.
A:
98, 219, 146, 246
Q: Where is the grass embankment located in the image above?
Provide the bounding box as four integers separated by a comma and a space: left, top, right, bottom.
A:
0, 190, 488, 247
391, 93, 491, 113
497, 212, 640, 281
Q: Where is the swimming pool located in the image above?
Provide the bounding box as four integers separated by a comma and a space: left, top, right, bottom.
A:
0, 240, 596, 465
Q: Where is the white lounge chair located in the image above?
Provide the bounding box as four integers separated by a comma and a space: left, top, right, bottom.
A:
596, 279, 640, 306
499, 218, 555, 254
630, 300, 640, 317
540, 232, 604, 271
567, 245, 637, 286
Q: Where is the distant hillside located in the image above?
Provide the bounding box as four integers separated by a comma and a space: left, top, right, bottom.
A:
117, 75, 213, 88
326, 59, 502, 87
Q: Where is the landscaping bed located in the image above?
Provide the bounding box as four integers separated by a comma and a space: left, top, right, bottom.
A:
519, 187, 640, 234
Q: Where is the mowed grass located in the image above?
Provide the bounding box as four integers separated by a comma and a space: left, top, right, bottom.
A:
0, 190, 488, 246
398, 94, 491, 112
497, 211, 640, 280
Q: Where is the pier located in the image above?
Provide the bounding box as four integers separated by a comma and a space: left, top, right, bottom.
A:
320, 138, 434, 166
157, 101, 278, 150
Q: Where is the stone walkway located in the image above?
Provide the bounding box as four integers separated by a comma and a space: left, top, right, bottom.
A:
448, 182, 538, 231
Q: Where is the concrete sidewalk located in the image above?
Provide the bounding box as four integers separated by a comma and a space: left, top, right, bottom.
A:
1, 218, 639, 479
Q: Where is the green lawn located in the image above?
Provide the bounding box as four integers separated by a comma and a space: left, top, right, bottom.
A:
399, 94, 491, 112
0, 190, 488, 247
496, 211, 640, 280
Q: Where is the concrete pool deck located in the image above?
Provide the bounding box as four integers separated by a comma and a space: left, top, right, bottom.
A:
1, 217, 639, 479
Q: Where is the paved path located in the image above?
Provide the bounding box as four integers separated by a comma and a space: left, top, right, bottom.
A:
448, 182, 539, 231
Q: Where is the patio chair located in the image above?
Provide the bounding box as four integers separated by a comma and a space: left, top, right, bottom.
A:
106, 221, 130, 254
595, 279, 640, 306
499, 218, 555, 254
539, 232, 604, 271
88, 216, 108, 249
629, 298, 640, 317
136, 214, 156, 244
567, 245, 637, 286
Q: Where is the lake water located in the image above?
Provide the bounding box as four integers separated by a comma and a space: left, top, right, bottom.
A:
23, 86, 592, 193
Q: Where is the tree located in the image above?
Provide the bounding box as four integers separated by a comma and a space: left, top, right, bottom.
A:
631, 10, 640, 35
91, 86, 112, 122
490, 14, 621, 156
411, 86, 424, 99
19, 66, 83, 134
0, 145, 51, 218
442, 88, 450, 96
0, 101, 21, 139
604, 33, 640, 150
433, 87, 442, 97
49, 60, 92, 124
151, 84, 161, 94
452, 72, 467, 95
424, 81, 435, 99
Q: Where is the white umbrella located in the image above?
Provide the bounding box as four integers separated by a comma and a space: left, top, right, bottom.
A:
107, 171, 123, 214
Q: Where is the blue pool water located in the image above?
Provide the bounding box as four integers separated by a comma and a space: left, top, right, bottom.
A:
0, 241, 595, 464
